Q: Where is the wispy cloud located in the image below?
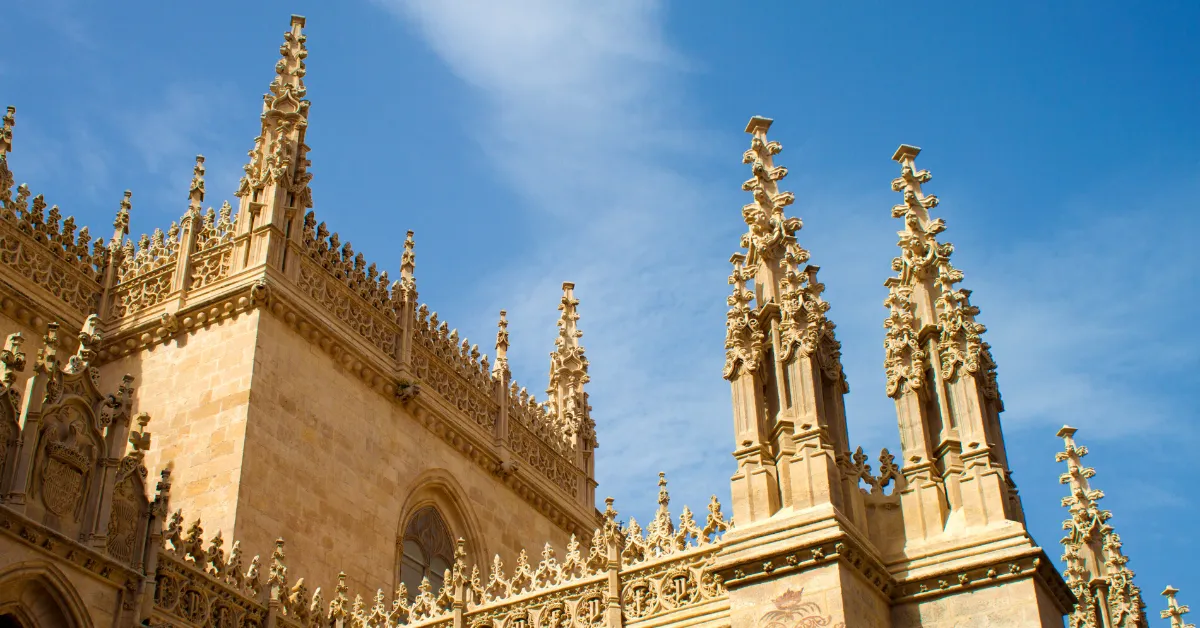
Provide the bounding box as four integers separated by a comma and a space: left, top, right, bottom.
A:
376, 0, 1200, 528
375, 0, 733, 520
14, 0, 95, 51
117, 82, 244, 224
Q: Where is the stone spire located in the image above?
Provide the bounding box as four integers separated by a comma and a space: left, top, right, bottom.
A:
1163, 587, 1193, 628
724, 116, 855, 526
188, 155, 206, 216
1056, 426, 1147, 628
234, 15, 313, 274
885, 145, 1019, 538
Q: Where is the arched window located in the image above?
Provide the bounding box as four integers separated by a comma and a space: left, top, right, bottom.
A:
398, 506, 454, 600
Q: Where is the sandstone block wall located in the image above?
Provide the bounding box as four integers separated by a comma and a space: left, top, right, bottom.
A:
97, 310, 260, 546
229, 311, 568, 595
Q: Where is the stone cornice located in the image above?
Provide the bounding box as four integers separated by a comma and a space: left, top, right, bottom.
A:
0, 504, 143, 592
710, 510, 1075, 612
90, 268, 599, 539
714, 529, 894, 599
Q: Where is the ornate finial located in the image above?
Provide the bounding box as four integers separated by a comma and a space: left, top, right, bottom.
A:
399, 229, 416, 300
65, 314, 102, 374
645, 472, 675, 553
702, 495, 730, 539
0, 107, 13, 204
0, 333, 26, 388
546, 282, 592, 447
184, 517, 207, 566
268, 537, 288, 597
112, 190, 131, 247
1163, 586, 1194, 628
556, 282, 582, 351
152, 463, 173, 517
189, 155, 206, 215
453, 538, 467, 584
36, 322, 61, 375
602, 497, 620, 540
0, 106, 14, 159
493, 309, 510, 377
128, 413, 152, 457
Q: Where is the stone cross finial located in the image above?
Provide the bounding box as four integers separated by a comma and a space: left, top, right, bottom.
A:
0, 333, 26, 388
189, 155, 206, 215
129, 412, 152, 457
1163, 586, 1194, 628
0, 106, 14, 158
657, 472, 669, 509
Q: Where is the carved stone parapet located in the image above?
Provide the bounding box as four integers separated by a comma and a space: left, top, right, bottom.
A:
0, 216, 103, 323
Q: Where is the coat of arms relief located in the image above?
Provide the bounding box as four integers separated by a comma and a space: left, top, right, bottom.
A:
36, 403, 98, 522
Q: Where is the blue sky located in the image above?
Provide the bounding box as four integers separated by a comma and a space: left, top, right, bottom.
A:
8, 0, 1199, 612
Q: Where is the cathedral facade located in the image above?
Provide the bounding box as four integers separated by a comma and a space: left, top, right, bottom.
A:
0, 16, 1184, 628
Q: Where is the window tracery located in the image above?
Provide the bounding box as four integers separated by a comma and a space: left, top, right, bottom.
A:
398, 506, 454, 601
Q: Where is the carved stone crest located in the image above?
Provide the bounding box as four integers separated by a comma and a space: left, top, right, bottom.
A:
38, 410, 95, 519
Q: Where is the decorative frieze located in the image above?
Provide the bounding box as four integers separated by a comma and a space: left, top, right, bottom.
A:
298, 258, 400, 357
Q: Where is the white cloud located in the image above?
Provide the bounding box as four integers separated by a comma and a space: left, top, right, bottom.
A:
116, 82, 244, 227
375, 0, 733, 522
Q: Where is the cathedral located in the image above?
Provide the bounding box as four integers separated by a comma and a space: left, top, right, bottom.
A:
0, 15, 1187, 628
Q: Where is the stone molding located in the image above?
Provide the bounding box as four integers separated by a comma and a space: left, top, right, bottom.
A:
88, 268, 598, 538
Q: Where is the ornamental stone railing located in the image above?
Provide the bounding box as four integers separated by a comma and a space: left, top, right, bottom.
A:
0, 179, 108, 320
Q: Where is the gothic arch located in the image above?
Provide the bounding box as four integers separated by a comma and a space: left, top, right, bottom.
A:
0, 561, 93, 628
395, 468, 486, 590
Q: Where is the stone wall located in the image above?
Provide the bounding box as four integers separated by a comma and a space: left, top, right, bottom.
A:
97, 310, 260, 550
232, 310, 570, 595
